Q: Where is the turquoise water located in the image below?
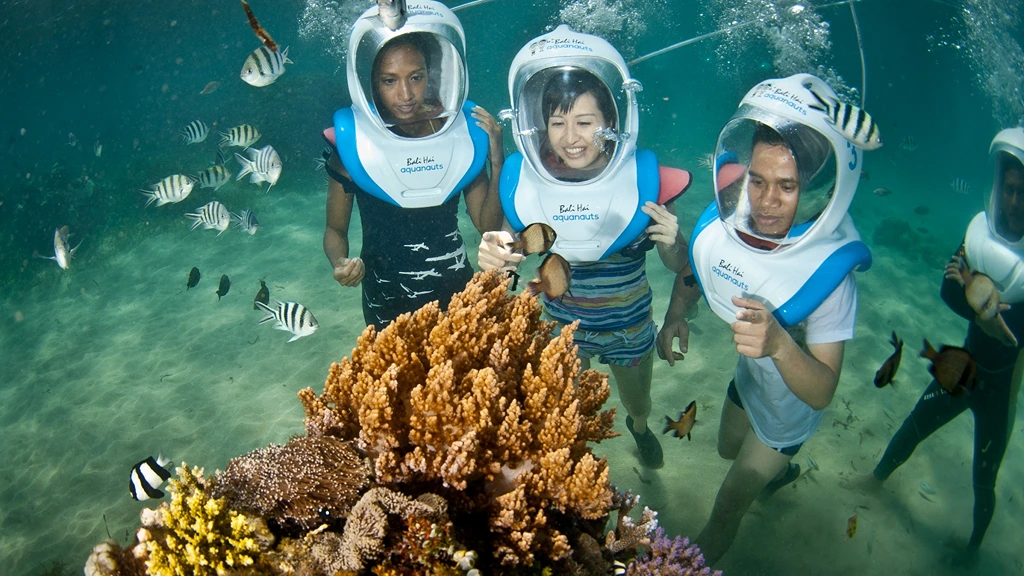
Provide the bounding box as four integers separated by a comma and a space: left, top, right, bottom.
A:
1, 0, 1023, 574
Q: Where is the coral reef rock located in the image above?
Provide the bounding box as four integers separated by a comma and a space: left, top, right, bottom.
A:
299, 270, 619, 567
212, 435, 370, 533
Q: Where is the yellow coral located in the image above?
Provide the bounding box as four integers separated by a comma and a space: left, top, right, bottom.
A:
144, 463, 263, 576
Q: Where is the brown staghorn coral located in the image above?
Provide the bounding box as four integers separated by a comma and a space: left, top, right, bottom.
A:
298, 270, 619, 568
211, 436, 370, 534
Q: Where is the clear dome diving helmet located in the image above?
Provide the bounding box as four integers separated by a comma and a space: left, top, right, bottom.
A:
503, 25, 642, 185
963, 127, 1024, 303
714, 74, 861, 253
347, 0, 467, 139
986, 127, 1024, 248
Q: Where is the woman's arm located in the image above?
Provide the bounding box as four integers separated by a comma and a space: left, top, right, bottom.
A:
643, 201, 689, 273
324, 156, 364, 286
464, 106, 505, 233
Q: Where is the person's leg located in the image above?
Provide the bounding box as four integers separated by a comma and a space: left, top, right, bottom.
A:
608, 352, 653, 433
609, 352, 663, 468
717, 384, 750, 461
963, 379, 1013, 556
697, 427, 792, 565
873, 379, 969, 480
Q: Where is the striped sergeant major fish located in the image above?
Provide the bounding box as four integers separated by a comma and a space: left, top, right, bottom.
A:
185, 201, 231, 235
129, 455, 171, 501
196, 165, 232, 191
232, 208, 259, 235
240, 45, 292, 88
140, 174, 196, 207
179, 120, 208, 144
950, 177, 972, 195
808, 90, 882, 151
219, 124, 261, 150
255, 299, 319, 342
376, 0, 407, 31
235, 144, 282, 192
38, 225, 83, 270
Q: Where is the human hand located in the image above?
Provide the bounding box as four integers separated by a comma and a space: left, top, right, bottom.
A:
472, 106, 504, 168
641, 201, 679, 249
976, 312, 1019, 347
943, 255, 967, 287
730, 296, 787, 359
657, 318, 691, 367
333, 257, 365, 287
478, 231, 525, 272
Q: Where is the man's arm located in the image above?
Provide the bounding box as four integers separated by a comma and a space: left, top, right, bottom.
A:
772, 338, 844, 411
731, 295, 845, 411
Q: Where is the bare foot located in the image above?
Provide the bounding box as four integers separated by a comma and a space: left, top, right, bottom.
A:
840, 473, 883, 494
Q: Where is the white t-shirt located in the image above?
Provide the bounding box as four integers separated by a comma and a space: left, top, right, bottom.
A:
733, 273, 858, 449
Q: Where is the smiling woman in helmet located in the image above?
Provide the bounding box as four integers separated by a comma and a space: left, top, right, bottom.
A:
477, 28, 696, 470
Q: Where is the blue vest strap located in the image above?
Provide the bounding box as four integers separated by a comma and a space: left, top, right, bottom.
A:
452, 100, 489, 195
774, 241, 871, 327
601, 148, 660, 258
499, 152, 526, 232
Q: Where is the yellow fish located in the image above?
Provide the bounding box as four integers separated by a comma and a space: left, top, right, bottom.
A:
846, 514, 858, 539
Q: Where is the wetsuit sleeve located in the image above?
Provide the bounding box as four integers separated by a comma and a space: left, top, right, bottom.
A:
940, 241, 974, 321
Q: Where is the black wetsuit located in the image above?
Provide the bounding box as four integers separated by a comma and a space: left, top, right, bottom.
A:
874, 242, 1023, 549
327, 163, 474, 330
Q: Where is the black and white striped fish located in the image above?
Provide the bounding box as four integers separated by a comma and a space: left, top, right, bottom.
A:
808, 90, 882, 151
219, 124, 261, 149
240, 45, 292, 88
951, 177, 972, 195
196, 165, 232, 191
140, 174, 196, 207
129, 455, 171, 501
255, 299, 318, 342
232, 209, 259, 235
235, 144, 282, 192
899, 135, 918, 152
185, 201, 231, 235
179, 120, 209, 144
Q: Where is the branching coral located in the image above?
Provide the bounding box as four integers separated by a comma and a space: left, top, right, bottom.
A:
625, 528, 722, 576
606, 491, 658, 553
143, 464, 265, 576
85, 271, 711, 576
298, 270, 619, 567
211, 436, 370, 533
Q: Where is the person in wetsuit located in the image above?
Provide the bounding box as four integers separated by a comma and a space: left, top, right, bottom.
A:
852, 130, 1024, 566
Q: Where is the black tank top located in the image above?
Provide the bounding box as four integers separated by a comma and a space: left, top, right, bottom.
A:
350, 185, 473, 328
